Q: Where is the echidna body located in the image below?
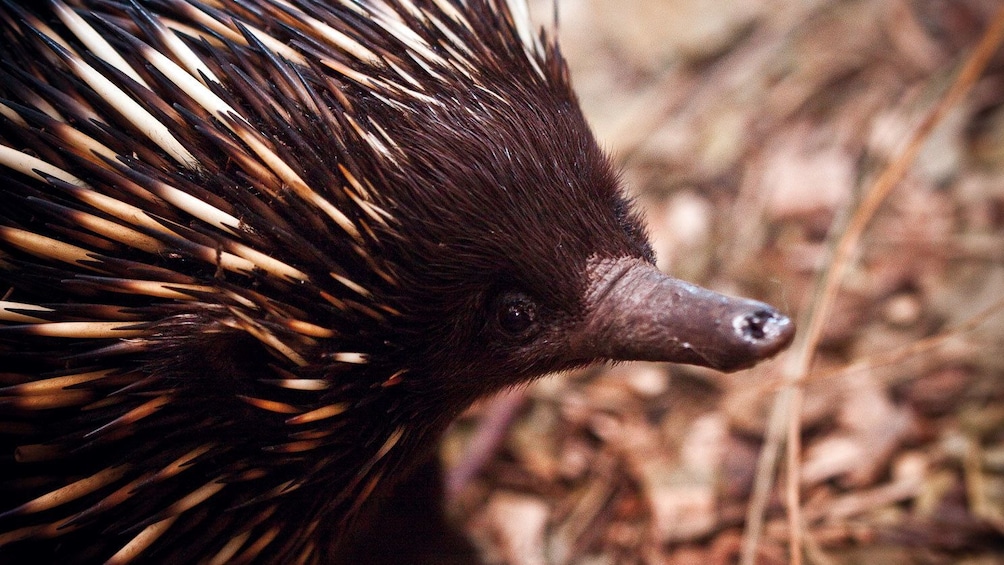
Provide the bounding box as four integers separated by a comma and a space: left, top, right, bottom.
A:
0, 1, 793, 562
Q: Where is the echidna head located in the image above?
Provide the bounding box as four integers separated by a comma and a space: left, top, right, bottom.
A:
360, 67, 793, 404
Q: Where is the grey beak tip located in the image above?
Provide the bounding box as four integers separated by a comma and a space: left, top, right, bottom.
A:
732, 307, 795, 347
714, 306, 795, 372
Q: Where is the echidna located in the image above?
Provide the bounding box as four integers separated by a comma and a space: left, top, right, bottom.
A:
0, 0, 794, 562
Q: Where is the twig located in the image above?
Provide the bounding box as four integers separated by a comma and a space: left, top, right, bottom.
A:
740, 7, 1004, 565
807, 296, 1004, 386
741, 294, 1004, 405
445, 387, 529, 499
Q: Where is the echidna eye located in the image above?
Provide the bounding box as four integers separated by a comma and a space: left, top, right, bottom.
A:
496, 292, 538, 337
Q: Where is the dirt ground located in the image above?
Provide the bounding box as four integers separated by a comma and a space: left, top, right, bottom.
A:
447, 1, 1004, 563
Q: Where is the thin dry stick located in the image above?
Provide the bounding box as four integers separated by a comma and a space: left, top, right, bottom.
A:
739, 8, 1004, 565
807, 296, 1004, 386
745, 294, 1004, 403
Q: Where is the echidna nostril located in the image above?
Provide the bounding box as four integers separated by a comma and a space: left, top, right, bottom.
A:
744, 310, 772, 340
733, 308, 793, 344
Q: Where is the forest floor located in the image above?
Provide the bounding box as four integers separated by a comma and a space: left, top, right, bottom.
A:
447, 1, 1004, 563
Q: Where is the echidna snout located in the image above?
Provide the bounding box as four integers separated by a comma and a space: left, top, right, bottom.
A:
571, 258, 794, 372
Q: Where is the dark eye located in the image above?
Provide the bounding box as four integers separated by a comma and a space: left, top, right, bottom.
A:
495, 292, 538, 337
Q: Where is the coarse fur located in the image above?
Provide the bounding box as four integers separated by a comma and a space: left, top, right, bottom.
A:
0, 0, 655, 562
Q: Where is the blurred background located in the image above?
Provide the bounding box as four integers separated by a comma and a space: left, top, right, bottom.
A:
446, 1, 1004, 563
